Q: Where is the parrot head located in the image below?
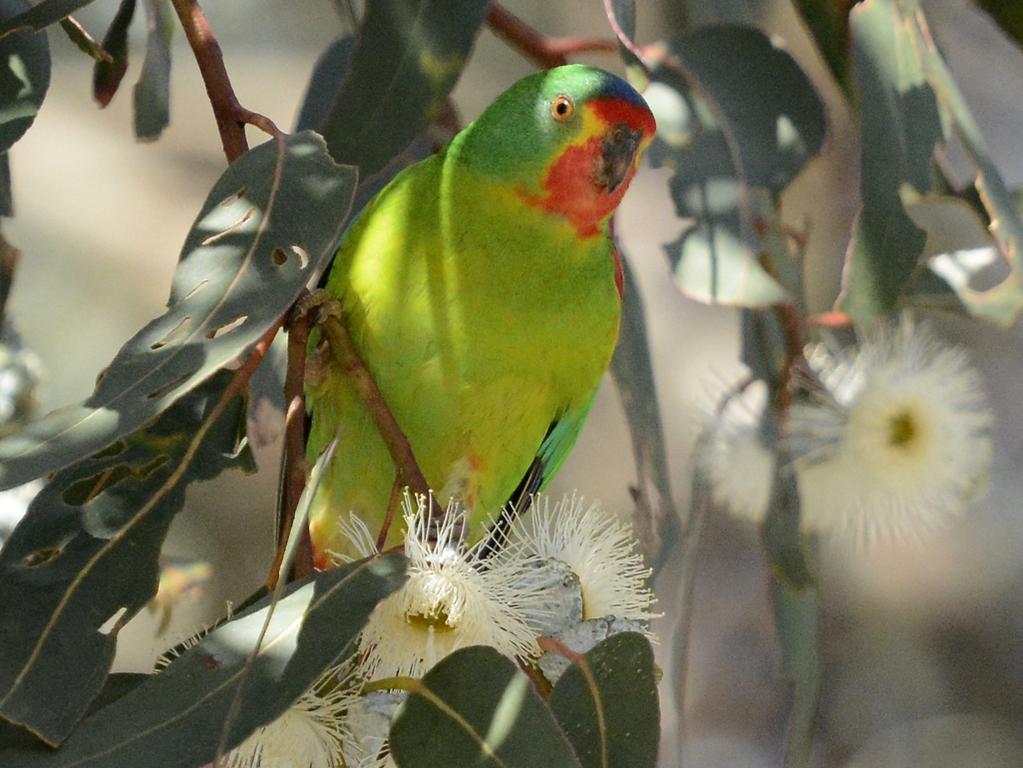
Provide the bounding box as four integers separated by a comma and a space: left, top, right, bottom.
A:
452, 64, 656, 238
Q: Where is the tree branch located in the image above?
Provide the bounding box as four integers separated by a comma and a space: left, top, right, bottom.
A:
267, 302, 314, 590
169, 0, 282, 163
318, 313, 430, 499
486, 2, 617, 69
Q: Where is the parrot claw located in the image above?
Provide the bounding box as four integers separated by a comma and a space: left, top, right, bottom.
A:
296, 288, 344, 325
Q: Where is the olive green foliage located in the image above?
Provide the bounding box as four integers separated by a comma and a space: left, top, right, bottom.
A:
0, 0, 1020, 766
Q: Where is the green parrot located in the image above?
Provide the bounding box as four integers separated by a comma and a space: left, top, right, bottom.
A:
306, 64, 655, 564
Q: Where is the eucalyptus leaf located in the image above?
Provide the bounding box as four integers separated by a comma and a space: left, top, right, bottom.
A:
915, 0, 1023, 324
762, 454, 815, 591
0, 131, 357, 490
609, 248, 678, 574
0, 0, 97, 39
294, 35, 354, 133
790, 0, 852, 92
0, 151, 10, 216
132, 0, 172, 140
976, 0, 1023, 47
0, 673, 146, 750
390, 646, 582, 768
603, 0, 642, 70
651, 27, 826, 192
770, 576, 820, 768
548, 633, 659, 768
315, 0, 488, 181
92, 0, 134, 107
762, 444, 819, 768
0, 554, 406, 766
604, 0, 635, 40
905, 195, 1023, 324
837, 0, 943, 329
0, 0, 51, 153
0, 372, 252, 745
0, 225, 17, 320
645, 25, 825, 307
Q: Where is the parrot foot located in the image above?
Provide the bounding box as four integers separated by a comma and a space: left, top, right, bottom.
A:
295, 288, 343, 325
296, 290, 344, 391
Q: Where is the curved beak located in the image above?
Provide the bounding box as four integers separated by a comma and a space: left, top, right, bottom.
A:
598, 123, 643, 193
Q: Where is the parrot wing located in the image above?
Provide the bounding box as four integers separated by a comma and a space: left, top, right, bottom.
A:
503, 385, 601, 514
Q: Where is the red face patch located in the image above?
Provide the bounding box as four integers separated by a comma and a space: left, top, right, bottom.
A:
519, 96, 655, 240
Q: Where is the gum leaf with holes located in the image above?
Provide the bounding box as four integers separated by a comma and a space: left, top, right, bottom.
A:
0, 0, 50, 153
644, 26, 825, 307
0, 372, 255, 745
132, 0, 172, 140
548, 633, 659, 768
0, 554, 406, 765
313, 0, 488, 181
0, 131, 356, 490
0, 0, 96, 39
390, 647, 582, 768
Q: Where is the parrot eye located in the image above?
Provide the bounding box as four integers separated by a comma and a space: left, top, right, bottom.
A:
551, 95, 575, 122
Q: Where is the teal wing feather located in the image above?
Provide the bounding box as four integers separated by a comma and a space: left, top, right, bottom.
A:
504, 385, 600, 512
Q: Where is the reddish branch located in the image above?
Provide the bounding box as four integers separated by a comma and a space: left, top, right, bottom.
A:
486, 2, 617, 69
267, 303, 315, 590
169, 0, 281, 163
806, 310, 854, 329
318, 313, 431, 500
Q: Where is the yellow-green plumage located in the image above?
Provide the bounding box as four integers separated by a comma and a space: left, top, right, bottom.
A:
306, 65, 655, 562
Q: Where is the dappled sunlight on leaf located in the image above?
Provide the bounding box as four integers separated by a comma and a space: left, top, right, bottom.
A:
0, 132, 356, 491
0, 554, 405, 766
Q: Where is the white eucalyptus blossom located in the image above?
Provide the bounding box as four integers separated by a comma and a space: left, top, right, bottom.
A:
223, 664, 356, 768
789, 315, 993, 542
157, 639, 355, 768
699, 379, 776, 524
334, 494, 546, 680
503, 493, 657, 631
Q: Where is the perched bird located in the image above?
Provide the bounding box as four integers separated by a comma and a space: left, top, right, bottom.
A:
306, 64, 655, 564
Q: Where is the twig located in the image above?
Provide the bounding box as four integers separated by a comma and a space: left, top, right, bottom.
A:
486, 2, 617, 69
776, 302, 806, 416
267, 302, 314, 589
377, 478, 403, 551
601, 0, 651, 70
318, 313, 430, 499
60, 16, 113, 63
169, 0, 283, 163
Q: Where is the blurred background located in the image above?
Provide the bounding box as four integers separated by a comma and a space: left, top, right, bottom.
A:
6, 0, 1023, 765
